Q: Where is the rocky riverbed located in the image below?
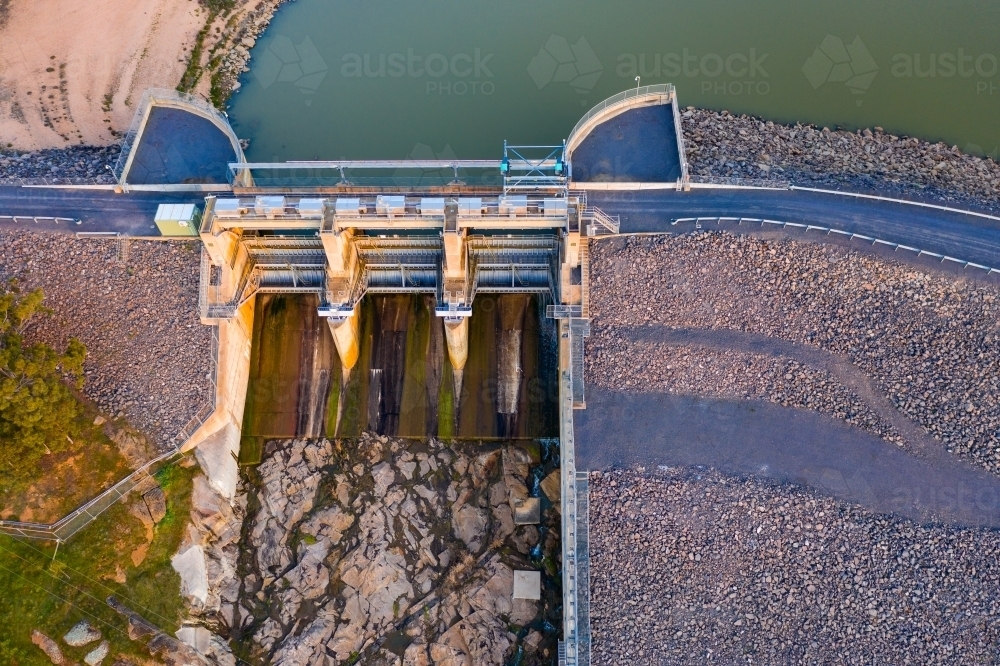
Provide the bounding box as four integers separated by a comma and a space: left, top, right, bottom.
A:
682, 107, 1000, 213
589, 467, 1000, 665
174, 435, 561, 665
588, 232, 1000, 474
0, 231, 214, 450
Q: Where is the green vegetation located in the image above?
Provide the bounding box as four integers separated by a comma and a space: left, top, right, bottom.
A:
0, 285, 86, 497
177, 12, 216, 93
0, 463, 195, 665
0, 284, 134, 520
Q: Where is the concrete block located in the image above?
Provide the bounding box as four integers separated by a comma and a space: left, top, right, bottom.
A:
513, 570, 541, 600
512, 497, 540, 525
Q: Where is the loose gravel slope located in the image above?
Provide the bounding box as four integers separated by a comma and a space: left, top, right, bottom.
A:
590, 468, 1000, 665
0, 230, 213, 449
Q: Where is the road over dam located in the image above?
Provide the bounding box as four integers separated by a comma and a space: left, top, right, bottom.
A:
3, 184, 1000, 267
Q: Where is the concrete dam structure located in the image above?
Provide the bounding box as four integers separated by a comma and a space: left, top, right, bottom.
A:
170, 83, 681, 666
189, 84, 684, 666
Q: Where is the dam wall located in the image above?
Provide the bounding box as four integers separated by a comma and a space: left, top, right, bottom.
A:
182, 295, 256, 499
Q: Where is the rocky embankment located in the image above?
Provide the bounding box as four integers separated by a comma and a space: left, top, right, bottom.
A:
0, 145, 119, 183
0, 231, 214, 449
682, 108, 1000, 212
210, 0, 290, 103
589, 468, 1000, 664
177, 435, 560, 665
587, 232, 1000, 473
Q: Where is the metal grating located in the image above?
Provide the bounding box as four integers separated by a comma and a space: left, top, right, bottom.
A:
575, 471, 592, 666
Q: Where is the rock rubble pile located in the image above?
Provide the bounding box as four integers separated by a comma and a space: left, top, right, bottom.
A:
0, 145, 118, 183
222, 435, 558, 665
0, 231, 214, 449
588, 233, 1000, 472
682, 108, 1000, 212
589, 468, 1000, 664
212, 0, 291, 103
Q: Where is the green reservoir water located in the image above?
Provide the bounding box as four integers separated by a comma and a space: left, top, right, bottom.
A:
229, 0, 1000, 162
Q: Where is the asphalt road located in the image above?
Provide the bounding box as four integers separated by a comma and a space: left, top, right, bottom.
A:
590, 188, 1000, 268
0, 186, 213, 236
3, 185, 1000, 269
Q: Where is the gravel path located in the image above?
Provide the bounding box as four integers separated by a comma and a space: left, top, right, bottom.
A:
589, 468, 1000, 665
587, 331, 903, 448
682, 108, 1000, 213
0, 230, 213, 449
589, 232, 1000, 475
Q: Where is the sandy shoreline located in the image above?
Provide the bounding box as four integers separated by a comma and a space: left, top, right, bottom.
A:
0, 0, 285, 151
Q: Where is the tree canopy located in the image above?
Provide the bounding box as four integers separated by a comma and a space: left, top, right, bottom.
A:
0, 283, 86, 483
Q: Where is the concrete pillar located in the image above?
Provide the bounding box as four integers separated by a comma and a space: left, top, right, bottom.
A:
444, 318, 469, 371
560, 230, 583, 305
199, 228, 243, 301
321, 228, 359, 305
441, 230, 468, 308
328, 308, 361, 373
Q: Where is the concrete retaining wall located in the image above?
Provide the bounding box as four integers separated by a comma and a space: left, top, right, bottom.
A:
182, 296, 256, 499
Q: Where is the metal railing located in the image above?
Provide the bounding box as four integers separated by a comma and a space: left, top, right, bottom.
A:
582, 207, 620, 236
0, 215, 80, 225
670, 217, 1000, 274
566, 84, 674, 152
0, 326, 220, 542
558, 318, 588, 666
688, 175, 791, 189
671, 91, 690, 185
575, 471, 592, 666
113, 88, 246, 185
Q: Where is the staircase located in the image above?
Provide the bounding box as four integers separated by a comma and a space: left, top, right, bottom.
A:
582, 206, 620, 236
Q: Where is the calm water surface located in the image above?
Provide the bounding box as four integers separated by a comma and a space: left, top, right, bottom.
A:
229, 0, 1000, 162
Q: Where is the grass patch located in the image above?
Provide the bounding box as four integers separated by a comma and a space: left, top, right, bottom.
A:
0, 400, 133, 524
177, 10, 218, 93
0, 462, 195, 665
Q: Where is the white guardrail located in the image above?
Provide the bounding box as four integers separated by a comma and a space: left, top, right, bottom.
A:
671, 216, 1000, 274
0, 215, 80, 225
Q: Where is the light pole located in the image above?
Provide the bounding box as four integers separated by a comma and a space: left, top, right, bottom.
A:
635, 76, 641, 94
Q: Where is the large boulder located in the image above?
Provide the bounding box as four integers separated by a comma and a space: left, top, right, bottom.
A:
63, 619, 101, 647
171, 545, 209, 605
452, 504, 488, 553
30, 631, 64, 665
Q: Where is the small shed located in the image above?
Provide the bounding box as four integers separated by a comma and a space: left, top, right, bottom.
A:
154, 203, 201, 236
